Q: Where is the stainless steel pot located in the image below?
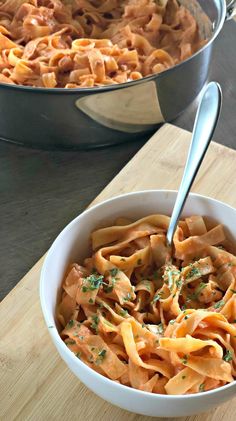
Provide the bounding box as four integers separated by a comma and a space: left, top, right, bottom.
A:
0, 0, 235, 149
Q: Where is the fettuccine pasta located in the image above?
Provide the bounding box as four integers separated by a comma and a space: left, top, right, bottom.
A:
57, 214, 236, 395
0, 0, 207, 88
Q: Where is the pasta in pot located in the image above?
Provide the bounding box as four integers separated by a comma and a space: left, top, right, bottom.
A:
57, 214, 236, 395
0, 0, 207, 88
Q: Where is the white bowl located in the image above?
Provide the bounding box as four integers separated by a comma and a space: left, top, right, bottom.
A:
40, 190, 236, 417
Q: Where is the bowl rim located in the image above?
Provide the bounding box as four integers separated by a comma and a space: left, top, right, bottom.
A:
40, 189, 236, 400
0, 0, 226, 94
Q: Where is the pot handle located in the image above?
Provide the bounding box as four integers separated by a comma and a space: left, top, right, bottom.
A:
226, 0, 236, 19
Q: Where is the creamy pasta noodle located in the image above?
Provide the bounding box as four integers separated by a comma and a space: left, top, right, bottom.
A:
0, 0, 206, 88
57, 215, 236, 395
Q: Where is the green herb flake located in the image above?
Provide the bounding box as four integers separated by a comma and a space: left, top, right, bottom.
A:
48, 326, 54, 329
137, 258, 142, 266
181, 355, 188, 365
176, 279, 183, 289
223, 350, 233, 362
184, 315, 189, 320
186, 267, 201, 279
214, 300, 225, 309
76, 352, 82, 359
169, 319, 175, 325
82, 273, 106, 293
156, 323, 164, 334
96, 349, 107, 364
104, 277, 116, 294
124, 292, 131, 302
68, 320, 75, 328
91, 315, 99, 331
89, 298, 94, 304
110, 268, 119, 277
199, 383, 205, 392
182, 375, 186, 380
153, 291, 163, 303
181, 304, 187, 311
99, 349, 106, 358
120, 309, 128, 317
230, 289, 236, 294
120, 258, 126, 262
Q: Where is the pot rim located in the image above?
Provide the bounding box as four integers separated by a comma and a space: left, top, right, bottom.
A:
0, 0, 226, 95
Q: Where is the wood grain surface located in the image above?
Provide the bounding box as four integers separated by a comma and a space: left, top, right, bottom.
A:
1, 20, 236, 302
1, 124, 236, 421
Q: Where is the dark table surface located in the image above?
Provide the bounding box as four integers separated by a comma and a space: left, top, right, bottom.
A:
1, 20, 236, 302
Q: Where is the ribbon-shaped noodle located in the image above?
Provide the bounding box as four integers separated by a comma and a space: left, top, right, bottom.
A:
58, 214, 236, 394
0, 0, 207, 87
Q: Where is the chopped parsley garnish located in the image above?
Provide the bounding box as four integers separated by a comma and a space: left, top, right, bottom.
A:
232, 320, 236, 323
82, 273, 105, 292
91, 315, 99, 331
169, 319, 175, 325
68, 319, 75, 327
186, 267, 201, 279
123, 292, 131, 301
181, 355, 188, 365
199, 383, 205, 392
182, 375, 186, 380
184, 315, 189, 320
181, 304, 187, 311
165, 269, 180, 290
96, 349, 107, 364
223, 350, 233, 362
230, 289, 236, 294
153, 292, 162, 303
137, 258, 142, 265
76, 352, 82, 359
120, 258, 126, 262
156, 323, 164, 334
89, 298, 94, 304
176, 279, 183, 289
214, 300, 225, 309
119, 309, 128, 317
104, 277, 116, 293
99, 349, 106, 358
110, 268, 119, 277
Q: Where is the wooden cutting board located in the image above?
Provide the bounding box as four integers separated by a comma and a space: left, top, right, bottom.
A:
1, 123, 236, 421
